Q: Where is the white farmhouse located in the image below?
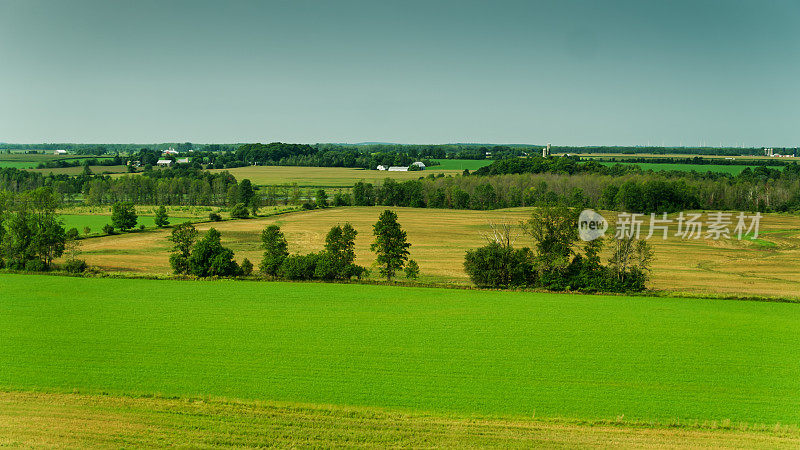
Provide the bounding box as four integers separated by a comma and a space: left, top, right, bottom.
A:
156, 159, 173, 167
54, 149, 68, 155
376, 165, 387, 171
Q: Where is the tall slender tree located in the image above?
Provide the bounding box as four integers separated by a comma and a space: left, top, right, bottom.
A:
371, 210, 410, 280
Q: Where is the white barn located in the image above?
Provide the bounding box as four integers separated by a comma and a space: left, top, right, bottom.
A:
411, 161, 425, 169
388, 166, 408, 171
376, 165, 387, 171
156, 159, 173, 167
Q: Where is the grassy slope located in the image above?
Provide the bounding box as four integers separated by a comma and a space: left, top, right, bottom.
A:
76, 207, 800, 298
2, 392, 797, 448
1, 274, 798, 427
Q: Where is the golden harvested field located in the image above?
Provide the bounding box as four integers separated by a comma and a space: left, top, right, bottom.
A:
2, 392, 795, 448
208, 165, 461, 187
76, 206, 800, 298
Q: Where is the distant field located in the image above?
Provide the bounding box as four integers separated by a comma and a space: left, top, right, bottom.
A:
599, 161, 784, 174
1, 274, 799, 429
76, 207, 800, 298
58, 214, 156, 232
57, 205, 290, 232
208, 165, 460, 187
431, 158, 493, 170
0, 161, 38, 169
29, 165, 129, 175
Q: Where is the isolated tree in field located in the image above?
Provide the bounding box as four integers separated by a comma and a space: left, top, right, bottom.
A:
315, 223, 363, 279
83, 226, 91, 235
154, 206, 169, 228
168, 221, 198, 274
371, 210, 410, 280
260, 224, 288, 276
111, 202, 137, 231
187, 228, 240, 277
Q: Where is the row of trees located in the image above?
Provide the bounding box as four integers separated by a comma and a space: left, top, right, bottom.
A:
328, 170, 800, 213
464, 204, 653, 292
168, 210, 419, 282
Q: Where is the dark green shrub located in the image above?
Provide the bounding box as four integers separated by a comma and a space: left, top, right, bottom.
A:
63, 259, 88, 273
66, 228, 80, 240
404, 259, 420, 279
209, 212, 222, 222
24, 259, 47, 272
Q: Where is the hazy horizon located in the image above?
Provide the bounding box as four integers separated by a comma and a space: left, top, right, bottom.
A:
2, 0, 798, 146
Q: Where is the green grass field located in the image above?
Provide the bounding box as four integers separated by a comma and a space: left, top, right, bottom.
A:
1, 274, 798, 427
431, 158, 493, 170
58, 214, 156, 231
600, 161, 784, 174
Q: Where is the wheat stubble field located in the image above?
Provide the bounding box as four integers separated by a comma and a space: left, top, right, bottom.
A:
75, 206, 800, 298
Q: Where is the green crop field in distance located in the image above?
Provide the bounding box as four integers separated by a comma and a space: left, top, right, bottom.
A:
58, 214, 156, 231
1, 274, 798, 427
431, 159, 493, 170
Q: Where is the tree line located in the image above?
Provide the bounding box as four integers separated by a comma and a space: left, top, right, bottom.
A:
464, 204, 652, 292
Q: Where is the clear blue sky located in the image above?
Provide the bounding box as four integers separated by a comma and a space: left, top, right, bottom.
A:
1, 0, 798, 146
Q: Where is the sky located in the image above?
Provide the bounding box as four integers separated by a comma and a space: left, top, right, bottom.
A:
1, 0, 798, 146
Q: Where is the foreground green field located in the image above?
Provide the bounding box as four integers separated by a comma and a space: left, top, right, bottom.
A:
1, 274, 799, 429
77, 206, 800, 298
2, 392, 796, 448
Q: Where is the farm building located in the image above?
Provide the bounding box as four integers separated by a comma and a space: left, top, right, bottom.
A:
54, 149, 68, 155
162, 148, 179, 155
388, 166, 408, 171
376, 165, 387, 171
176, 158, 190, 164
411, 161, 425, 169
156, 159, 173, 167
